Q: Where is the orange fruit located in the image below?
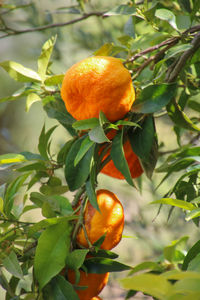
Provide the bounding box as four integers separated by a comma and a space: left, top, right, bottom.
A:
101, 139, 143, 179
61, 56, 135, 122
67, 269, 109, 300
76, 189, 124, 250
92, 297, 102, 300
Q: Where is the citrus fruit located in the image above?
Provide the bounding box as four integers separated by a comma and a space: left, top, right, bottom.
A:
61, 56, 135, 122
101, 139, 143, 179
67, 269, 109, 300
76, 189, 124, 250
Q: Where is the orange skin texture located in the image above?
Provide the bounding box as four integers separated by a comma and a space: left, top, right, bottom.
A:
76, 189, 124, 250
101, 139, 143, 179
67, 269, 109, 300
61, 56, 135, 122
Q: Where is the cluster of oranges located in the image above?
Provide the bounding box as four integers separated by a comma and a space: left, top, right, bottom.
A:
61, 56, 143, 300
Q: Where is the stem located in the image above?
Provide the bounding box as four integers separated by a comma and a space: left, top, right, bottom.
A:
0, 11, 105, 39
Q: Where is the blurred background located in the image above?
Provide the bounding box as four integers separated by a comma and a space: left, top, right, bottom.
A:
0, 1, 199, 299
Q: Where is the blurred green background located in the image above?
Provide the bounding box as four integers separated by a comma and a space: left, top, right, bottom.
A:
0, 1, 199, 299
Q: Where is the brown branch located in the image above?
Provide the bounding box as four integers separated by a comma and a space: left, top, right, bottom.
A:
166, 32, 200, 83
125, 37, 179, 64
0, 11, 105, 39
131, 41, 178, 79
125, 25, 200, 65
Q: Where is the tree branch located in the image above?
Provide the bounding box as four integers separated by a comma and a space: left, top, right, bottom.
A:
166, 32, 200, 83
0, 11, 105, 39
124, 25, 200, 65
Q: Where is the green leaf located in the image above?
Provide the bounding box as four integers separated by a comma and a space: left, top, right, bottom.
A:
89, 249, 118, 259
157, 157, 199, 173
30, 192, 74, 216
188, 253, 200, 272
26, 93, 41, 112
44, 74, 64, 86
0, 197, 4, 214
128, 116, 154, 161
129, 261, 164, 275
72, 118, 99, 131
17, 162, 46, 172
132, 84, 177, 113
185, 208, 200, 221
85, 179, 99, 212
84, 257, 131, 273
163, 236, 188, 263
0, 61, 41, 82
167, 101, 200, 132
51, 276, 79, 300
3, 251, 23, 279
151, 198, 196, 211
40, 185, 68, 196
89, 126, 110, 143
111, 131, 134, 187
74, 136, 94, 166
4, 173, 30, 216
182, 240, 200, 271
94, 43, 114, 56
104, 5, 137, 16
161, 270, 200, 280
57, 139, 75, 165
0, 153, 27, 165
128, 116, 158, 178
124, 16, 135, 37
65, 137, 95, 191
21, 151, 43, 161
38, 36, 56, 81
120, 273, 171, 299
28, 216, 76, 237
176, 15, 191, 31
178, 0, 191, 13
43, 96, 76, 136
165, 44, 192, 60
155, 9, 178, 31
66, 249, 89, 270
38, 125, 57, 159
34, 219, 72, 289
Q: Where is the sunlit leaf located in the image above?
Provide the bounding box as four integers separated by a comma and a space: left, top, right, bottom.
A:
151, 198, 196, 211
0, 153, 27, 165
0, 61, 41, 82
111, 131, 134, 187
120, 273, 171, 299
38, 36, 56, 81
26, 93, 41, 112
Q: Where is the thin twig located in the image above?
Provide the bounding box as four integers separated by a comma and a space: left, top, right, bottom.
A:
131, 41, 178, 79
125, 37, 179, 64
0, 11, 105, 39
124, 25, 200, 65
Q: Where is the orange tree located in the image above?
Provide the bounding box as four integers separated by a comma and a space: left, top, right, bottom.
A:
0, 0, 200, 299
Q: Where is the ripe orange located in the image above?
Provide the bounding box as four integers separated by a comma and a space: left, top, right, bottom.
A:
61, 56, 135, 122
76, 189, 124, 250
67, 269, 109, 300
92, 297, 102, 300
101, 139, 143, 179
